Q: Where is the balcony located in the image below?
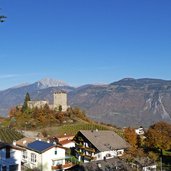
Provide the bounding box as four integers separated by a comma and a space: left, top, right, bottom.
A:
51, 162, 74, 170
84, 147, 95, 153
85, 154, 95, 160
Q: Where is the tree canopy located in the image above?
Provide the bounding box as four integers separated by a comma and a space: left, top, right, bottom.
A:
145, 121, 171, 151
124, 127, 137, 148
0, 9, 6, 22
0, 15, 6, 22
22, 92, 31, 112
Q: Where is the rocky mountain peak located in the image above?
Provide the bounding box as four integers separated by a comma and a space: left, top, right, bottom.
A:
36, 78, 69, 89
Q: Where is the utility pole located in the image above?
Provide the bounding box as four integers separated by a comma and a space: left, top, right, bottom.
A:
160, 156, 162, 171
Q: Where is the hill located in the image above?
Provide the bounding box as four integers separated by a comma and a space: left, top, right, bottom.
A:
0, 78, 75, 116
1, 78, 171, 127
69, 78, 171, 127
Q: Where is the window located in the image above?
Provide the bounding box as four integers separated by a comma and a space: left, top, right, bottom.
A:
31, 153, 36, 163
55, 150, 57, 155
9, 164, 18, 171
117, 150, 123, 156
106, 153, 112, 158
2, 166, 7, 171
6, 146, 10, 158
23, 151, 27, 159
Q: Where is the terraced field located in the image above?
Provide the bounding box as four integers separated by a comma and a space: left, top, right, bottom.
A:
0, 128, 24, 144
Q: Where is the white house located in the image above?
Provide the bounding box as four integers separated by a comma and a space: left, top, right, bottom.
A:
135, 127, 145, 135
0, 142, 22, 171
133, 157, 157, 171
57, 135, 75, 149
74, 130, 130, 163
59, 139, 75, 149
20, 140, 73, 171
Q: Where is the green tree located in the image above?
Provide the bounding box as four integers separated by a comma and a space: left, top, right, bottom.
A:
58, 105, 62, 112
22, 92, 31, 112
0, 9, 6, 22
0, 15, 6, 22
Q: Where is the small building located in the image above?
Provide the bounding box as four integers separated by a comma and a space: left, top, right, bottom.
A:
135, 127, 145, 135
74, 130, 130, 163
0, 142, 22, 171
49, 135, 75, 149
27, 100, 48, 109
18, 140, 73, 171
59, 139, 75, 149
132, 157, 156, 171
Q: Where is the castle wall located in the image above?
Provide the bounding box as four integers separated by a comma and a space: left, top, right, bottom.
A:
53, 92, 68, 111
27, 101, 48, 109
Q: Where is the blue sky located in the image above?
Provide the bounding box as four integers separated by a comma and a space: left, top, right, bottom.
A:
0, 0, 171, 90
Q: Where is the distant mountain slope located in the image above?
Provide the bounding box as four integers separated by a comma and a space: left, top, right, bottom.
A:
0, 78, 74, 116
68, 78, 171, 127
33, 78, 69, 89
0, 78, 171, 127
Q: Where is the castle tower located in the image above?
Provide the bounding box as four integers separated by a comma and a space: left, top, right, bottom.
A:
53, 91, 68, 111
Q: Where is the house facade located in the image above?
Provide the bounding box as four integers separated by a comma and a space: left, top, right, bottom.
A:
19, 140, 71, 171
74, 130, 130, 163
135, 127, 145, 135
0, 142, 22, 171
132, 157, 157, 171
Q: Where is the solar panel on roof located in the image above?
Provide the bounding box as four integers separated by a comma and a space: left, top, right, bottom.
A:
27, 140, 54, 153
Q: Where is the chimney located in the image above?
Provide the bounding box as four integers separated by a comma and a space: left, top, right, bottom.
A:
97, 163, 101, 168
13, 140, 16, 146
23, 140, 27, 145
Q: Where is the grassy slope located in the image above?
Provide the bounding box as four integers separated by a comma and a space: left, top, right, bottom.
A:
39, 119, 123, 137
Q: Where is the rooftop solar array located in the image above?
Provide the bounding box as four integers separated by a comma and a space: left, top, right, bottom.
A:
27, 140, 54, 153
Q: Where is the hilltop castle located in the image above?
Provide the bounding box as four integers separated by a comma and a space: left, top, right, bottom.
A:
27, 91, 68, 112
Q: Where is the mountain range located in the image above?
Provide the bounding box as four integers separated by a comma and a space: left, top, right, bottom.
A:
0, 78, 171, 127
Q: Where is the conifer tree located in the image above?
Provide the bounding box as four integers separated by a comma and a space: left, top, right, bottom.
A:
22, 92, 31, 112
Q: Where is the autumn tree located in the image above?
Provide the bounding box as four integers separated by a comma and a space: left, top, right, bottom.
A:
145, 121, 171, 151
123, 127, 139, 158
124, 127, 137, 147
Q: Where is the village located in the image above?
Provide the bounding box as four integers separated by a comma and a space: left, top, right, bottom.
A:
1, 0, 171, 170
0, 91, 166, 171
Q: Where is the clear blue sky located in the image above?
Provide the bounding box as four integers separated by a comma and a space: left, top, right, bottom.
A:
0, 0, 171, 90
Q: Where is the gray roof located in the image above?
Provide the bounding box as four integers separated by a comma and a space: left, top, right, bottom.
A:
79, 130, 130, 151
134, 157, 156, 167
69, 158, 132, 171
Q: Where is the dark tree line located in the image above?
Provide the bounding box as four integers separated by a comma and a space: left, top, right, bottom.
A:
0, 8, 6, 22
0, 15, 6, 22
